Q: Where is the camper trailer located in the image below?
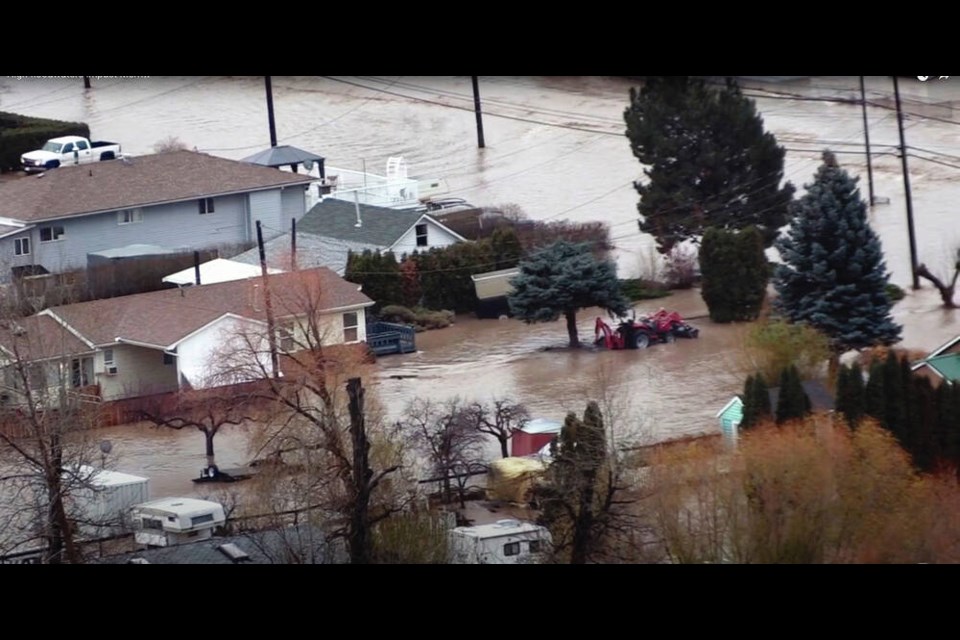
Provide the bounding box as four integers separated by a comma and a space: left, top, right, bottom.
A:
131, 498, 225, 548
449, 519, 551, 564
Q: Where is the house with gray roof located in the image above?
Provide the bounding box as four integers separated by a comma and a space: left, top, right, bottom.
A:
230, 198, 467, 275
0, 151, 313, 280
0, 267, 374, 405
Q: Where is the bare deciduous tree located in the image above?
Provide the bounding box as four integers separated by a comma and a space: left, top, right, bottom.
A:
207, 269, 413, 563
399, 397, 487, 509
918, 245, 960, 308
138, 385, 257, 472
463, 398, 529, 458
0, 314, 108, 564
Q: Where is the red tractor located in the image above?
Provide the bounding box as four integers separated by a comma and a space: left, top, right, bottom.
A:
594, 310, 700, 350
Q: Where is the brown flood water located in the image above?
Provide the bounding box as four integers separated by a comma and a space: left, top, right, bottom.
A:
1, 76, 958, 499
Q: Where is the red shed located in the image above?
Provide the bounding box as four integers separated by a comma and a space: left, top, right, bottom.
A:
511, 418, 562, 457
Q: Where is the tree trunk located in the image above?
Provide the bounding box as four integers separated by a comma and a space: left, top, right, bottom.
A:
570, 469, 597, 565
204, 429, 216, 467
347, 377, 372, 565
917, 263, 958, 309
565, 310, 580, 348
47, 437, 80, 564
499, 436, 510, 459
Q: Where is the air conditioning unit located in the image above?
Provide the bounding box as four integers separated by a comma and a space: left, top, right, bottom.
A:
105, 366, 118, 376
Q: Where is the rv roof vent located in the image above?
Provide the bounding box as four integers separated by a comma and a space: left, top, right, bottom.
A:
496, 519, 521, 528
218, 543, 251, 563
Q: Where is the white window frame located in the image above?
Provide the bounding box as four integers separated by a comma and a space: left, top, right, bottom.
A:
39, 226, 65, 243
415, 223, 428, 247
118, 208, 143, 225
103, 348, 117, 375
199, 198, 215, 214
503, 541, 521, 557
343, 312, 359, 343
278, 324, 295, 352
14, 237, 30, 256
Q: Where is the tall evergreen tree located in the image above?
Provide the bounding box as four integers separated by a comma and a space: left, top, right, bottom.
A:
700, 226, 769, 323
753, 372, 772, 424
775, 365, 810, 425
508, 241, 630, 347
835, 365, 852, 425
864, 361, 886, 423
774, 151, 902, 354
882, 352, 907, 445
624, 76, 794, 254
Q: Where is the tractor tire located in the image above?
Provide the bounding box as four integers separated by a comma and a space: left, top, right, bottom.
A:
664, 333, 676, 344
634, 333, 650, 349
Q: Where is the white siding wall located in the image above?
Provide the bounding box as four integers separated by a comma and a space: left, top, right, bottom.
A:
390, 218, 462, 257
283, 307, 368, 349
98, 345, 179, 401
176, 316, 274, 388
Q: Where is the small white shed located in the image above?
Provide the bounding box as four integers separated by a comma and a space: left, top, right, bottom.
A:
74, 466, 150, 537
131, 497, 226, 548
449, 519, 551, 564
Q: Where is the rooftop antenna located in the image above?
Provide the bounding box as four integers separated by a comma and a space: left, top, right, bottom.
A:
353, 190, 362, 228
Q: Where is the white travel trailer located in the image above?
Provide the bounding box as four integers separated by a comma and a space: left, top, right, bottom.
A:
74, 466, 150, 537
131, 498, 225, 548
449, 519, 551, 564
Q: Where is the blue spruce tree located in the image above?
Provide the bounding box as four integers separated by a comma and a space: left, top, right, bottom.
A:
774, 151, 901, 354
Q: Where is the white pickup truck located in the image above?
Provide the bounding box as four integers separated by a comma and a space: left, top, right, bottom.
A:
21, 135, 123, 172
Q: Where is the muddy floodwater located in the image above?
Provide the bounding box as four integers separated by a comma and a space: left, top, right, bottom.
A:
2, 76, 959, 499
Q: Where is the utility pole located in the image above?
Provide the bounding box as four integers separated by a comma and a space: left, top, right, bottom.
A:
471, 76, 485, 149
83, 76, 91, 89
291, 218, 298, 271
892, 75, 921, 290
257, 220, 281, 377
859, 76, 876, 207
264, 76, 278, 148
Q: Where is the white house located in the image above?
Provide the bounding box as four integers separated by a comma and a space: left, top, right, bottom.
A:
131, 497, 226, 547
230, 198, 468, 276
449, 519, 551, 564
0, 150, 314, 280
0, 267, 374, 404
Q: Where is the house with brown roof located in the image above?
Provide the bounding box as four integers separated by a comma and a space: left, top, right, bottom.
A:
0, 151, 313, 280
0, 267, 374, 406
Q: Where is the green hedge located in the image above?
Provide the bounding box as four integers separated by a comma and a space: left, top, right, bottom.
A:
0, 111, 90, 172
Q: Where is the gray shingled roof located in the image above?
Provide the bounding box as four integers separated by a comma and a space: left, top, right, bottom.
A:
242, 145, 324, 168
230, 233, 375, 277
0, 151, 314, 223
298, 198, 425, 247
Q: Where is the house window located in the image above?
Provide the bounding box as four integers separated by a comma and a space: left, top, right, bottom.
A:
199, 198, 215, 214
504, 542, 521, 557
118, 208, 143, 225
14, 237, 30, 256
278, 325, 295, 352
529, 540, 542, 553
71, 357, 93, 388
104, 348, 117, 374
39, 226, 65, 243
415, 223, 428, 247
343, 312, 359, 343
163, 353, 175, 365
